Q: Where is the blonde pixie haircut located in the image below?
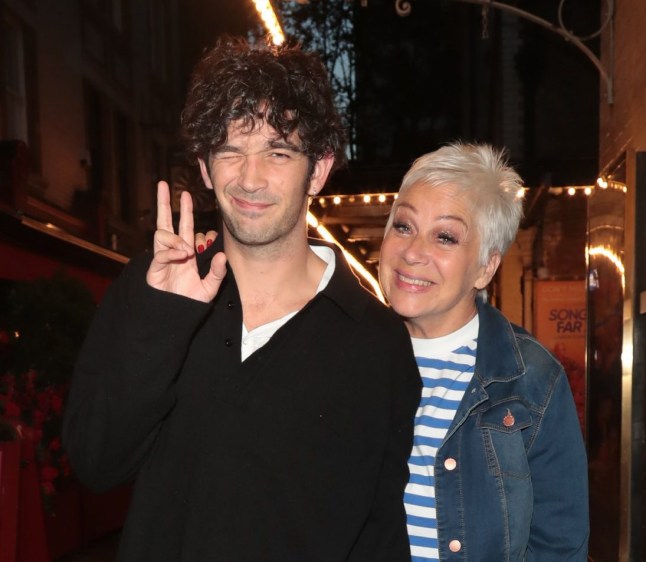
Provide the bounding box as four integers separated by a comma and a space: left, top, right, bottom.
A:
387, 142, 524, 266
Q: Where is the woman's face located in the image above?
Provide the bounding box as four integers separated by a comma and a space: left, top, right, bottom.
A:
379, 182, 499, 338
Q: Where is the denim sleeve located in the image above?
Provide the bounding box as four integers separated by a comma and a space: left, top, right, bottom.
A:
526, 369, 589, 560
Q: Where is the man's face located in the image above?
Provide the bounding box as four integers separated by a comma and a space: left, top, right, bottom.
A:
199, 120, 332, 249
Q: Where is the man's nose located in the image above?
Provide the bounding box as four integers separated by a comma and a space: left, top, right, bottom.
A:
238, 155, 268, 192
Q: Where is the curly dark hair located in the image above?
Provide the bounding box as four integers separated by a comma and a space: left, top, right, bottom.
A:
181, 37, 347, 172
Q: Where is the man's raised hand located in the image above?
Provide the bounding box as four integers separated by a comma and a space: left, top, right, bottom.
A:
146, 181, 227, 302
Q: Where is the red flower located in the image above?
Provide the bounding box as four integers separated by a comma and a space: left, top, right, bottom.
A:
40, 464, 60, 482
41, 481, 56, 496
23, 426, 43, 443
3, 400, 21, 418
36, 391, 51, 413
59, 453, 72, 477
49, 436, 62, 452
32, 409, 46, 427
50, 393, 63, 414
23, 371, 37, 396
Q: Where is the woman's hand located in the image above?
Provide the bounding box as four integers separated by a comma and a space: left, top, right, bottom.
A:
195, 230, 218, 254
146, 181, 227, 303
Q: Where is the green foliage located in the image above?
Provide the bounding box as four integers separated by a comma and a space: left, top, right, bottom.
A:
0, 271, 96, 504
1, 271, 95, 386
276, 0, 357, 157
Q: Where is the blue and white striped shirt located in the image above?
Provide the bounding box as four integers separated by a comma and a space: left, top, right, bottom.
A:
405, 315, 479, 562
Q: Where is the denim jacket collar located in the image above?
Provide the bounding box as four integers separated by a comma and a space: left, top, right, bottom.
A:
474, 298, 527, 387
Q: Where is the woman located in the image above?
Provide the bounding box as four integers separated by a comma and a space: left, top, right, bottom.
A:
379, 142, 589, 561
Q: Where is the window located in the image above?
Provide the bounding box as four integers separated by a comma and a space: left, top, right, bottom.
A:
2, 15, 28, 143
1, 11, 39, 171
113, 110, 132, 222
148, 0, 170, 83
112, 0, 125, 32
83, 82, 106, 198
80, 0, 131, 87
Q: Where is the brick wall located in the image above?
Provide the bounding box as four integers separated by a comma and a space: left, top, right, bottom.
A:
599, 0, 646, 165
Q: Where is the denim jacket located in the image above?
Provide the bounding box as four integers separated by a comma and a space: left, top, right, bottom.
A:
434, 299, 589, 561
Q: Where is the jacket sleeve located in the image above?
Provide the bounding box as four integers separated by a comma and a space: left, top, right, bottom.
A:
348, 328, 420, 561
62, 253, 213, 492
526, 368, 589, 560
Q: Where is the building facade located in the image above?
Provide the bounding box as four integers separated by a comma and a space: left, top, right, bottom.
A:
0, 1, 182, 558
1, 0, 181, 256
594, 0, 646, 559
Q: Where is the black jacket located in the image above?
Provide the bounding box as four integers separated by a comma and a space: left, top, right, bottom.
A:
63, 239, 421, 562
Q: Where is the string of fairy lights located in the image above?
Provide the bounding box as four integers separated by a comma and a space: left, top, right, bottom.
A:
311, 177, 627, 210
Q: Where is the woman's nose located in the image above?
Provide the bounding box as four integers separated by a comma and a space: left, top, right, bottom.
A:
402, 236, 429, 265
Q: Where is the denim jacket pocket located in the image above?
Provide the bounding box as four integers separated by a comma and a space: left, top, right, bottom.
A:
478, 400, 532, 478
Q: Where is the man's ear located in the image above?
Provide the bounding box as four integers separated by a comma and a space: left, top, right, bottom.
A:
307, 154, 335, 196
474, 252, 502, 291
198, 158, 214, 190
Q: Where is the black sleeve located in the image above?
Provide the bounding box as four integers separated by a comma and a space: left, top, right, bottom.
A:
349, 324, 419, 561
62, 253, 212, 492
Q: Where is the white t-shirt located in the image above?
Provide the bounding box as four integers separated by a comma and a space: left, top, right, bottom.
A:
240, 245, 335, 361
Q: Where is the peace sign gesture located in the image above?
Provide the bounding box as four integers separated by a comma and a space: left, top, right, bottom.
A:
146, 181, 227, 303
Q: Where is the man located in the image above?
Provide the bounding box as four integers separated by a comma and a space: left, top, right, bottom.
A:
63, 37, 421, 562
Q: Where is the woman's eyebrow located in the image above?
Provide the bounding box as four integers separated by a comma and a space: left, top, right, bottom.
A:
436, 214, 469, 228
394, 201, 417, 213
395, 202, 469, 228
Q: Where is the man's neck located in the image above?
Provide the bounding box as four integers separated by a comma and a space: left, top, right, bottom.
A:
224, 234, 327, 331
